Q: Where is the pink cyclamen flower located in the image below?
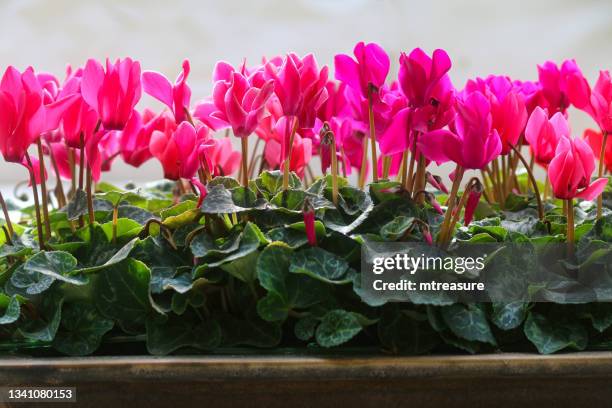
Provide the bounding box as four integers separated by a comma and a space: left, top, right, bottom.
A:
538, 60, 586, 114
194, 62, 274, 137
81, 58, 142, 130
568, 70, 612, 133
584, 128, 612, 173
464, 180, 484, 226
379, 48, 455, 156
465, 75, 527, 155
334, 42, 390, 97
198, 136, 241, 177
150, 121, 208, 180
0, 66, 77, 162
120, 109, 168, 167
263, 116, 312, 178
548, 136, 608, 200
302, 198, 316, 246
142, 59, 192, 123
524, 107, 569, 167
418, 91, 501, 170
264, 53, 329, 129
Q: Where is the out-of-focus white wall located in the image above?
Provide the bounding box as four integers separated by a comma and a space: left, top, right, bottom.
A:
0, 0, 611, 183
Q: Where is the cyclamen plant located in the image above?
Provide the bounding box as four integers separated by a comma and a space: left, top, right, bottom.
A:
0, 44, 611, 356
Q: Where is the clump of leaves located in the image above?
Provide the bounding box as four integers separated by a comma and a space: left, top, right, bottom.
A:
0, 173, 611, 356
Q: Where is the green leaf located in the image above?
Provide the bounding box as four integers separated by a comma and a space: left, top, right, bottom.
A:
524, 312, 588, 354
220, 250, 259, 283
315, 309, 362, 348
585, 303, 612, 332
491, 302, 528, 330
10, 264, 56, 295
441, 304, 496, 345
256, 244, 328, 322
201, 185, 267, 214
0, 242, 32, 259
100, 218, 142, 241
289, 247, 351, 284
19, 293, 64, 342
93, 258, 153, 331
52, 302, 114, 356
0, 295, 20, 325
24, 251, 88, 286
146, 315, 221, 355
76, 237, 139, 274
380, 216, 415, 241
255, 170, 301, 199
294, 315, 319, 341
64, 189, 88, 221
150, 267, 192, 295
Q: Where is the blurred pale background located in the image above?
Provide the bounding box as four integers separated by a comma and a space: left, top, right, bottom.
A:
1, 0, 611, 185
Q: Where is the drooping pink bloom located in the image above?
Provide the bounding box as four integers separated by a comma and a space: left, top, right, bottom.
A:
142, 59, 192, 123
194, 61, 274, 137
548, 136, 608, 200
584, 128, 612, 174
464, 76, 527, 155
264, 53, 329, 130
314, 117, 358, 176
524, 107, 569, 167
191, 177, 207, 208
120, 109, 168, 167
334, 42, 390, 97
464, 180, 483, 226
0, 66, 78, 162
198, 136, 241, 177
426, 172, 449, 193
81, 58, 142, 130
302, 198, 316, 246
538, 60, 586, 114
149, 121, 208, 180
568, 70, 612, 133
418, 91, 501, 170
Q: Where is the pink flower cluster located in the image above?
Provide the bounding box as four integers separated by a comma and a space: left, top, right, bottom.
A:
0, 42, 609, 207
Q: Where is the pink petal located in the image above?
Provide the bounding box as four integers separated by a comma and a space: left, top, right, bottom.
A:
142, 71, 173, 108
576, 177, 608, 201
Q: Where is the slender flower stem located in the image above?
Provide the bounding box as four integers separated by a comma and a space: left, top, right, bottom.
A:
367, 85, 378, 182
382, 156, 391, 179
0, 191, 14, 238
86, 166, 95, 225
247, 136, 262, 179
510, 144, 544, 220
69, 148, 76, 196
36, 139, 51, 238
596, 131, 608, 219
47, 143, 67, 208
566, 198, 574, 258
437, 165, 464, 246
112, 205, 119, 244
358, 132, 368, 190
282, 118, 299, 190
240, 137, 249, 187
400, 150, 409, 187
329, 132, 339, 206
407, 132, 419, 193
445, 179, 477, 247
413, 153, 427, 205
24, 152, 44, 249
78, 132, 85, 191
543, 175, 549, 202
